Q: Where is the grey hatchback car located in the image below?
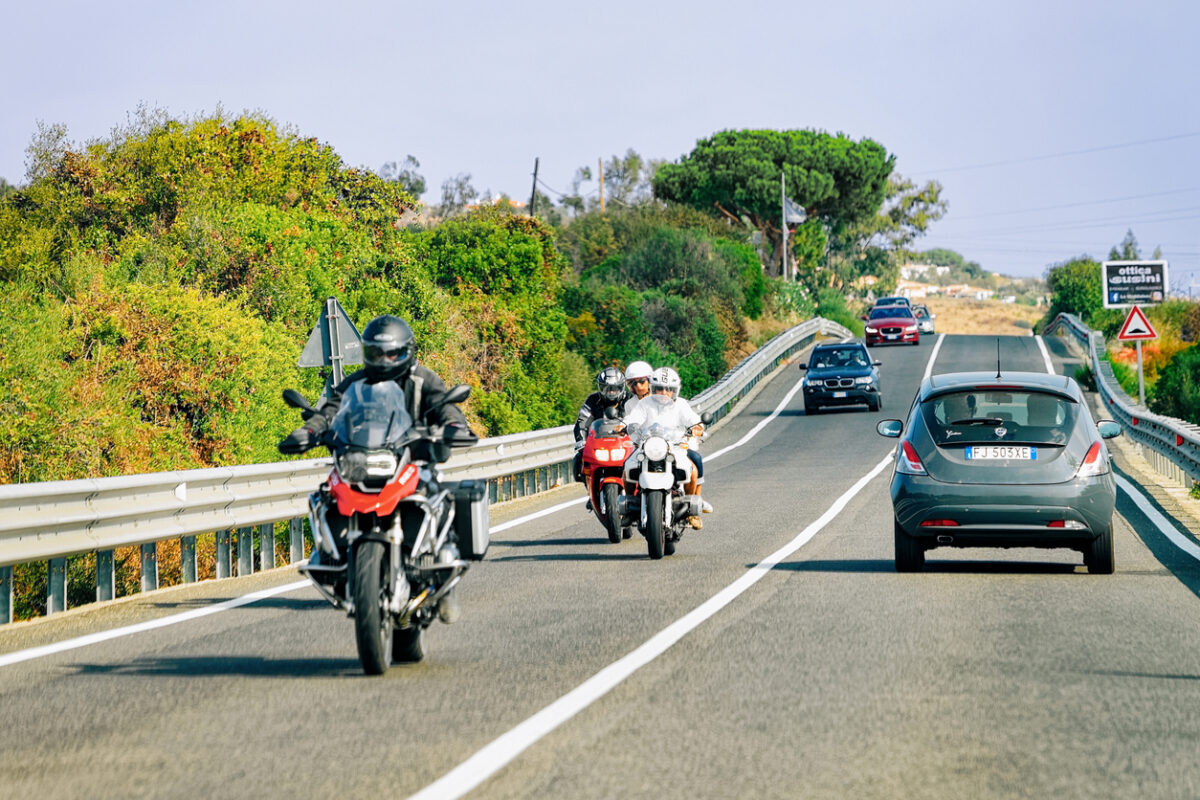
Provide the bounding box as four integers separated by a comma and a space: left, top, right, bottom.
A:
876, 371, 1122, 573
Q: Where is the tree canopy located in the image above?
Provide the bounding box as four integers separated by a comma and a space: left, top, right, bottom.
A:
652, 129, 894, 275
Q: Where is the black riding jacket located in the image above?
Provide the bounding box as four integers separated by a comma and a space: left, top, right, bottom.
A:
311, 364, 470, 432
573, 390, 628, 442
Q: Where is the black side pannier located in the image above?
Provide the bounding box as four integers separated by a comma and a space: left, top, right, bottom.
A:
449, 479, 489, 560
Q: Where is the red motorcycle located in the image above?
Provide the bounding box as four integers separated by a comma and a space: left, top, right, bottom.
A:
581, 412, 634, 543
282, 383, 485, 675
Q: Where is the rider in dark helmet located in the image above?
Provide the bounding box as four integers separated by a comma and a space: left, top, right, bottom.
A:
279, 314, 474, 456
572, 367, 628, 483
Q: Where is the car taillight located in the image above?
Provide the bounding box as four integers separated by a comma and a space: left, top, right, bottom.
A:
897, 440, 927, 475
920, 519, 958, 527
1076, 442, 1108, 477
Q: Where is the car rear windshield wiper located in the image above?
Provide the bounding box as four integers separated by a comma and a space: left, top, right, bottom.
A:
949, 417, 1006, 426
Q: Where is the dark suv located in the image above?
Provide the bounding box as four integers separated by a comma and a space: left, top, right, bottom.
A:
800, 342, 883, 413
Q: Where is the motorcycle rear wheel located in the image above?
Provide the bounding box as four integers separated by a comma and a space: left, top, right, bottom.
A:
602, 483, 622, 544
353, 540, 393, 675
645, 491, 665, 560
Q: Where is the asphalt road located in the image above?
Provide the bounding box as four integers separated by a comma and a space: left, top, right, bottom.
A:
3, 333, 1200, 800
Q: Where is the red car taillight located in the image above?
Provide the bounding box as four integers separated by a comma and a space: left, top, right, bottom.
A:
1076, 442, 1108, 478
897, 440, 927, 475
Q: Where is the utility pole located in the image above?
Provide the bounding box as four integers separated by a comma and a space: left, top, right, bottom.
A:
598, 157, 605, 213
781, 172, 788, 281
529, 157, 539, 217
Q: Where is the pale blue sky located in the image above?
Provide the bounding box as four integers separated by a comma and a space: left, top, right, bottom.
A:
4, 0, 1199, 282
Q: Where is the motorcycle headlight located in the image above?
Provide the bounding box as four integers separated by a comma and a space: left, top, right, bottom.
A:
610, 448, 626, 461
360, 451, 398, 477
643, 436, 669, 462
594, 448, 610, 461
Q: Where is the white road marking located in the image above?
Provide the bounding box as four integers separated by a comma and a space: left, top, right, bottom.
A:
923, 333, 946, 383
1115, 474, 1200, 561
0, 580, 311, 668
706, 376, 806, 462
405, 451, 896, 800
1036, 335, 1055, 374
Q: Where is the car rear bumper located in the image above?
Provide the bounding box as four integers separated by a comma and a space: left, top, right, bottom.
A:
891, 473, 1116, 547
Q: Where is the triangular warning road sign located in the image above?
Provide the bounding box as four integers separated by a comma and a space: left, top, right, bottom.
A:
298, 297, 363, 367
1118, 305, 1157, 341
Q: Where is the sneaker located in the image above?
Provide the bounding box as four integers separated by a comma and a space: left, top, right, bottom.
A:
701, 500, 714, 514
437, 587, 461, 624
688, 516, 703, 530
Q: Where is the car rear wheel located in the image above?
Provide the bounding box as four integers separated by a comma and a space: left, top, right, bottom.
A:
1085, 522, 1114, 574
894, 518, 924, 572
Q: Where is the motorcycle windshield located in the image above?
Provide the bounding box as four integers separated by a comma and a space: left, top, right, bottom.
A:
330, 381, 414, 450
634, 420, 687, 446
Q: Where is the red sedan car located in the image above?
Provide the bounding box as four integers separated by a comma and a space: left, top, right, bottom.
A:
864, 304, 920, 346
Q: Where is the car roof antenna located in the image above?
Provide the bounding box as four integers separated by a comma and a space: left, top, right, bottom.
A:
995, 338, 1002, 379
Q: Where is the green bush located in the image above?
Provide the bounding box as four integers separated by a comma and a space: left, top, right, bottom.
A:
816, 288, 865, 337
1150, 346, 1200, 423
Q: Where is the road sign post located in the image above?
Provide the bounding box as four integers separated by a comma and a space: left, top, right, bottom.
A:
1117, 305, 1158, 406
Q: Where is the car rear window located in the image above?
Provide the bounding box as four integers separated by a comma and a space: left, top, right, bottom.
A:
920, 390, 1077, 446
810, 347, 869, 368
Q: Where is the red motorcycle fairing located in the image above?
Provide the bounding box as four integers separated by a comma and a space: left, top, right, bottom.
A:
330, 463, 420, 516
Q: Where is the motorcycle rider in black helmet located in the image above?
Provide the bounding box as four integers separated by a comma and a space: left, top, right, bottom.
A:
572, 367, 628, 484
278, 314, 476, 621
279, 314, 474, 453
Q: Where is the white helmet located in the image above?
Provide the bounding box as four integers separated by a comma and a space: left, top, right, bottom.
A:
649, 366, 682, 399
624, 360, 653, 384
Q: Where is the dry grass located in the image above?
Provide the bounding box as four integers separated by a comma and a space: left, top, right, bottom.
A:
922, 297, 1045, 336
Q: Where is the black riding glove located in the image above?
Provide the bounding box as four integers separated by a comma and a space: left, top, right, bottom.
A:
278, 426, 319, 454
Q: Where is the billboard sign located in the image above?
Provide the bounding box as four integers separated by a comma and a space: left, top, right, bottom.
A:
1102, 260, 1168, 308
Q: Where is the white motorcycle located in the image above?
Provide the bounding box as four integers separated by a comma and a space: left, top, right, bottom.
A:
620, 415, 711, 559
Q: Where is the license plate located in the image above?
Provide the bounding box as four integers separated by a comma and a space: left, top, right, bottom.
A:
832, 391, 847, 398
886, 334, 898, 340
966, 446, 1036, 460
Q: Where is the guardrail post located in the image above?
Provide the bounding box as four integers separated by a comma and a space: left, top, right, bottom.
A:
96, 550, 115, 601
140, 543, 158, 593
216, 530, 232, 579
1, 566, 12, 624
181, 537, 196, 584
259, 523, 275, 570
290, 518, 305, 564
237, 527, 253, 577
47, 558, 67, 615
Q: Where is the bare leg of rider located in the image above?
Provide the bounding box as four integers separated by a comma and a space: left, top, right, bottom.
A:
685, 459, 703, 530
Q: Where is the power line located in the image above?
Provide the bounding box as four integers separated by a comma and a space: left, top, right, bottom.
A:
942, 186, 1200, 221
911, 131, 1200, 176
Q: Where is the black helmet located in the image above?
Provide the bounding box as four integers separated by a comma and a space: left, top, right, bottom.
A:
361, 314, 415, 380
597, 367, 625, 404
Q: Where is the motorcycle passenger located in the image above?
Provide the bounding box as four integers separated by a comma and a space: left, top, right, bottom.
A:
278, 314, 475, 620
573, 367, 629, 483
623, 367, 708, 529
623, 360, 653, 416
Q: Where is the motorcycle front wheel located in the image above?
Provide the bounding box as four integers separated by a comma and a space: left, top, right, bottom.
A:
353, 540, 394, 675
602, 483, 622, 544
645, 490, 665, 560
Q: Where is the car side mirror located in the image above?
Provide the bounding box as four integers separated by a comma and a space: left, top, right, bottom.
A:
872, 360, 882, 367
860, 314, 869, 321
797, 363, 808, 371
930, 313, 937, 319
876, 419, 903, 438
1097, 419, 1122, 439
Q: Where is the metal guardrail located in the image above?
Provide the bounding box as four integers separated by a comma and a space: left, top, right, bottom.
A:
0, 316, 851, 622
1044, 313, 1200, 486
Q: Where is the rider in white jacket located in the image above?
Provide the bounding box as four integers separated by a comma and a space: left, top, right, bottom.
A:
623, 367, 709, 529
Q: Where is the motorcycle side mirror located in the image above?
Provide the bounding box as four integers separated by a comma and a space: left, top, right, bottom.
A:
434, 384, 471, 409
282, 389, 316, 412
700, 412, 714, 425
